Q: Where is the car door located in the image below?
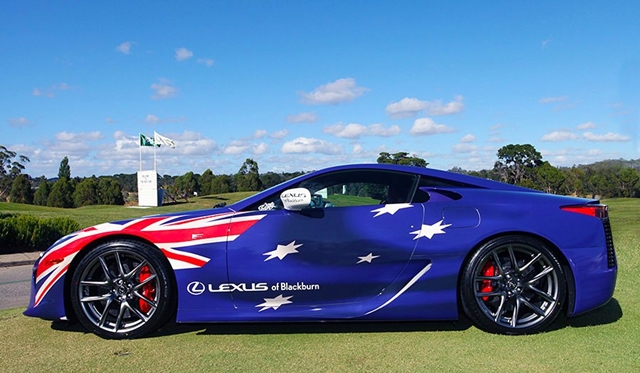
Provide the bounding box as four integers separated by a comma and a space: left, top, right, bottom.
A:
225, 170, 424, 317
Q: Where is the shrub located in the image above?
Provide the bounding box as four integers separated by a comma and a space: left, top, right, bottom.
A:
0, 214, 80, 254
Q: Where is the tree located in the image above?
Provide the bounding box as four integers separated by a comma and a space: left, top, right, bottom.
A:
535, 162, 565, 194
47, 177, 74, 208
260, 172, 283, 190
58, 156, 71, 180
561, 167, 587, 196
618, 167, 640, 198
73, 177, 99, 207
33, 178, 51, 206
585, 168, 607, 198
199, 169, 214, 196
235, 158, 262, 192
377, 152, 428, 167
98, 177, 124, 205
493, 144, 543, 185
1, 145, 30, 201
210, 174, 233, 194
173, 171, 199, 202
9, 174, 33, 204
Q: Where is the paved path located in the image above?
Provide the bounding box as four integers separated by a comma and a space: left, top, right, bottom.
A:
0, 252, 41, 267
0, 253, 40, 310
0, 264, 32, 310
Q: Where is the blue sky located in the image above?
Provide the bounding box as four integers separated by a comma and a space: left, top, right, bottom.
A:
2, 1, 639, 178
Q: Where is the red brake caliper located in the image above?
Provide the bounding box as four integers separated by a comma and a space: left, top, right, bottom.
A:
480, 262, 497, 301
139, 265, 155, 313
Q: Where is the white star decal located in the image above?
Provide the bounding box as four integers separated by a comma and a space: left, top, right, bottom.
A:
370, 203, 413, 218
357, 253, 380, 264
256, 294, 293, 312
263, 241, 303, 261
410, 219, 452, 240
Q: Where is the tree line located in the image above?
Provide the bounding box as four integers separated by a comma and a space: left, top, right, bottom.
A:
1, 144, 639, 208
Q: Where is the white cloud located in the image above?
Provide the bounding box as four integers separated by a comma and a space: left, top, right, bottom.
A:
253, 143, 268, 154
196, 58, 214, 67
177, 132, 218, 155
541, 131, 579, 142
577, 121, 596, 130
588, 148, 603, 156
539, 96, 567, 104
452, 143, 478, 153
175, 47, 194, 61
424, 95, 465, 116
54, 131, 102, 142
386, 96, 464, 118
583, 132, 631, 142
460, 134, 476, 143
281, 137, 342, 154
115, 41, 135, 54
32, 83, 71, 98
324, 123, 366, 139
299, 78, 368, 105
223, 143, 250, 155
385, 98, 427, 118
410, 118, 455, 135
324, 123, 400, 139
286, 112, 318, 123
113, 131, 136, 151
8, 117, 32, 127
145, 114, 161, 124
369, 123, 401, 137
253, 129, 268, 139
270, 130, 289, 139
150, 79, 178, 99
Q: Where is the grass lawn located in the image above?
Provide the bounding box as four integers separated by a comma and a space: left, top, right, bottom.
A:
0, 198, 638, 372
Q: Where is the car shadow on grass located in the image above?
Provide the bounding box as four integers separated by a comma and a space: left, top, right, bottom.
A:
543, 297, 623, 333
50, 317, 475, 338
50, 297, 622, 338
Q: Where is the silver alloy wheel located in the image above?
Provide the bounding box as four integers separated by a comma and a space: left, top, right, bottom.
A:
472, 242, 560, 330
77, 250, 161, 334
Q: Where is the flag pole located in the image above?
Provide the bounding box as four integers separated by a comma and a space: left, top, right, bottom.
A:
139, 134, 142, 171
153, 131, 157, 172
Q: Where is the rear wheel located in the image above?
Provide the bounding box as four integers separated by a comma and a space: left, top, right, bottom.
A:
70, 240, 175, 339
460, 236, 566, 334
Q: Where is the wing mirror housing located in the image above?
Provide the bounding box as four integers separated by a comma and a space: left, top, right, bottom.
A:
281, 188, 312, 211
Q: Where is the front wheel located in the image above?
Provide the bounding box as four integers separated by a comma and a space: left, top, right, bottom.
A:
70, 240, 175, 339
460, 236, 566, 335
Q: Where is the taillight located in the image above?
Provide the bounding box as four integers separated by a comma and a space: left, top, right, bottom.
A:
561, 204, 608, 219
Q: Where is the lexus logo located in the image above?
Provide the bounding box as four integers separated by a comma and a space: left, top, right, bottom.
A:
187, 281, 206, 296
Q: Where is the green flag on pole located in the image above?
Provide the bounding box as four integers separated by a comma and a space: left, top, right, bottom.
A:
139, 133, 157, 147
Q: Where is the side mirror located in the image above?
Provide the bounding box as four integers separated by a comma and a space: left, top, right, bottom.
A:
280, 188, 312, 211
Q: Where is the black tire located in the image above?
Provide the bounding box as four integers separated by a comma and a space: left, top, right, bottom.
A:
460, 236, 566, 335
70, 240, 175, 339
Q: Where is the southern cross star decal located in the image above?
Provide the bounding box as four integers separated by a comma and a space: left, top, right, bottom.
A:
263, 241, 303, 261
256, 294, 293, 312
357, 253, 380, 264
411, 219, 452, 240
370, 203, 413, 218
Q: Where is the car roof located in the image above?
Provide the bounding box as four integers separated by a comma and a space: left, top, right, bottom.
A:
230, 163, 538, 211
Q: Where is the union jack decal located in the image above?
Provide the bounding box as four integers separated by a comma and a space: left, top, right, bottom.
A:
33, 211, 265, 307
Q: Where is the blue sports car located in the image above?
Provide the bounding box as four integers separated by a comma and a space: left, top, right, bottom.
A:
24, 164, 617, 338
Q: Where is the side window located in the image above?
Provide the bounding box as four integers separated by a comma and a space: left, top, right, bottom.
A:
412, 175, 476, 203
243, 169, 420, 211
299, 170, 418, 208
